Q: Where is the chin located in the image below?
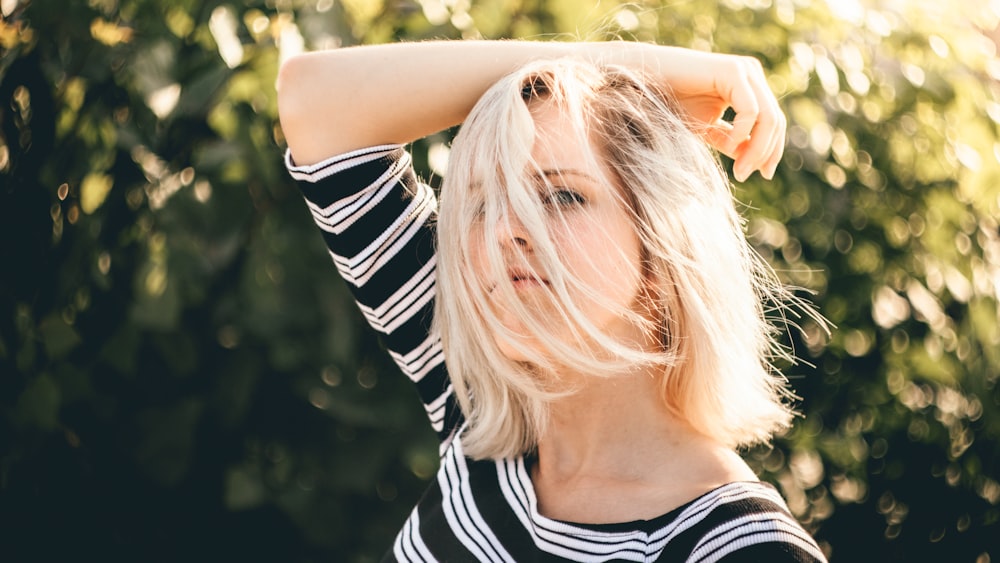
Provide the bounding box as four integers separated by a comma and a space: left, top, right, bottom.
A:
495, 335, 534, 363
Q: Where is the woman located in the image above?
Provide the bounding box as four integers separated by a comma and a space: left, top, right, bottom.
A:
278, 40, 827, 562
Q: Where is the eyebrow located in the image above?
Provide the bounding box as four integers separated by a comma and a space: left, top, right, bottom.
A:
533, 169, 601, 184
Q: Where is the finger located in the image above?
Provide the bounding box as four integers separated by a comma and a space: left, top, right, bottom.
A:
703, 119, 776, 180
761, 111, 787, 179
749, 130, 780, 181
747, 107, 782, 179
722, 61, 760, 161
702, 120, 737, 158
735, 111, 778, 181
732, 59, 785, 180
755, 78, 786, 179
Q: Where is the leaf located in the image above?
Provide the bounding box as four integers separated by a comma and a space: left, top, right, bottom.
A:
39, 313, 81, 358
133, 398, 205, 486
79, 172, 113, 214
13, 373, 61, 431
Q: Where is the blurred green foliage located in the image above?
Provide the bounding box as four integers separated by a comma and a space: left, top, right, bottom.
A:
1, 0, 998, 561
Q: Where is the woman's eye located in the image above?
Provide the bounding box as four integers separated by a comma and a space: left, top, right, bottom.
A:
543, 189, 586, 207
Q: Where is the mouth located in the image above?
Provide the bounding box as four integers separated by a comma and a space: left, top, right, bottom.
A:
485, 267, 550, 294
507, 268, 549, 288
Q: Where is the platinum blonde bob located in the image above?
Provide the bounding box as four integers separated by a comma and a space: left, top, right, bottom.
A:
435, 57, 815, 460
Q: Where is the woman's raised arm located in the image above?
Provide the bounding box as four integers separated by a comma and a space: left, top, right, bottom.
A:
276, 40, 783, 181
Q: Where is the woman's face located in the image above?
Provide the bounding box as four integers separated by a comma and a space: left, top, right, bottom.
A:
472, 102, 651, 364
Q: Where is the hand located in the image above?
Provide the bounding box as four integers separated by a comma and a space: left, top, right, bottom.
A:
653, 49, 786, 182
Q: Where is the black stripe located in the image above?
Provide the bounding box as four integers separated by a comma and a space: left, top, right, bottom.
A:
692, 536, 822, 562
657, 485, 805, 562
319, 183, 427, 279
443, 449, 506, 561
414, 455, 477, 561
291, 148, 823, 563
399, 344, 444, 380
696, 523, 819, 562
296, 148, 406, 206
495, 460, 653, 561
373, 262, 435, 332
291, 147, 459, 441
466, 458, 541, 562
338, 222, 434, 310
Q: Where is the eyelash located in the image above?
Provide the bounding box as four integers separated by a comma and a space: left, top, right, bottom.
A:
468, 188, 585, 218
542, 189, 586, 207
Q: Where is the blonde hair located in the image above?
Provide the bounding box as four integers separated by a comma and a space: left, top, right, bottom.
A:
435, 57, 817, 460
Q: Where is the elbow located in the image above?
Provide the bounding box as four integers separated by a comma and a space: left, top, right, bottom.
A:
276, 54, 307, 136
276, 50, 357, 164
277, 53, 325, 161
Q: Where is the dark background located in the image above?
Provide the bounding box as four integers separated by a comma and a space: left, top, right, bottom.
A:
1, 0, 998, 561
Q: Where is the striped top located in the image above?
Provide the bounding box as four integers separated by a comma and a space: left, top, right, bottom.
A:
286, 145, 827, 562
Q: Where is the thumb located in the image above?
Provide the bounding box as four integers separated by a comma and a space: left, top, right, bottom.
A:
702, 120, 740, 158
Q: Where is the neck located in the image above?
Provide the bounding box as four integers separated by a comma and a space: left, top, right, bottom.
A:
527, 364, 758, 524
533, 363, 694, 481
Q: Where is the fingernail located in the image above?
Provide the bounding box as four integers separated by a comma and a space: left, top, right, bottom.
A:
734, 166, 748, 182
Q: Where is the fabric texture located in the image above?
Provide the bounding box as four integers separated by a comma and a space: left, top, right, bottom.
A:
286, 145, 827, 562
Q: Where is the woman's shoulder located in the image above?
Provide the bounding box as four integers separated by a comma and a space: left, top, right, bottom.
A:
683, 480, 792, 515
668, 481, 827, 562
425, 442, 826, 562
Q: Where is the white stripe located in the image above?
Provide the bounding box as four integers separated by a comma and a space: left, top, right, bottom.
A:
689, 515, 825, 563
711, 529, 822, 561
438, 435, 454, 457
496, 459, 652, 561
438, 440, 513, 562
427, 404, 446, 430
430, 419, 444, 433
389, 335, 445, 382
356, 258, 436, 334
333, 189, 435, 288
408, 349, 446, 382
285, 145, 401, 182
357, 257, 435, 331
427, 400, 446, 421
516, 461, 652, 559
439, 446, 494, 562
358, 270, 436, 333
306, 155, 412, 234
328, 181, 431, 282
424, 383, 453, 414
655, 484, 783, 546
496, 468, 805, 562
425, 384, 453, 434
393, 506, 436, 562
392, 333, 442, 365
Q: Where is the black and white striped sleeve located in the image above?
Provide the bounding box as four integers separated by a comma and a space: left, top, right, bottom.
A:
285, 145, 458, 443
680, 484, 827, 563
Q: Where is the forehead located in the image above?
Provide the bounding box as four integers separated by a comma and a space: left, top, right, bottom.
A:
527, 102, 623, 198
528, 102, 603, 177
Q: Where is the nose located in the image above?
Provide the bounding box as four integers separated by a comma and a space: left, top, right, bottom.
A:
495, 213, 531, 251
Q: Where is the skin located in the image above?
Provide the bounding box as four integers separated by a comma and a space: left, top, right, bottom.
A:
277, 39, 786, 524
278, 41, 785, 181
475, 101, 650, 364
478, 102, 757, 524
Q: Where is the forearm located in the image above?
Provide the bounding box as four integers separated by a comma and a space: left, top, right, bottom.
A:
277, 39, 784, 181
276, 40, 654, 165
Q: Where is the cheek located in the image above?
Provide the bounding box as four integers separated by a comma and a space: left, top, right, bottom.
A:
558, 222, 644, 302
466, 227, 494, 289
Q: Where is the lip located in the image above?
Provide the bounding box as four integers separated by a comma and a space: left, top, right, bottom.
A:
507, 268, 549, 288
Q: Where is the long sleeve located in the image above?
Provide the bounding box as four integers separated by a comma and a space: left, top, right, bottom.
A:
285, 144, 460, 443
